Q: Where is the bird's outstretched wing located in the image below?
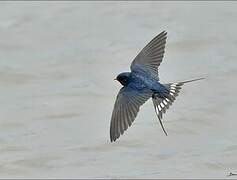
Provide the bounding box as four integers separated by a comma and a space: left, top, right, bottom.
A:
110, 85, 151, 142
130, 31, 167, 80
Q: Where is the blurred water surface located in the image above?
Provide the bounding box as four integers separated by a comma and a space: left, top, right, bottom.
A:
0, 1, 237, 178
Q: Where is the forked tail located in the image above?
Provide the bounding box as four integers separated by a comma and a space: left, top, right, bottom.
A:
152, 77, 205, 135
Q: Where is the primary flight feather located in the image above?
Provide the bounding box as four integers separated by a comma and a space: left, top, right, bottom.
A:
110, 31, 204, 142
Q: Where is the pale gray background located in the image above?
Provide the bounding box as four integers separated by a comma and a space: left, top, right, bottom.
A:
0, 1, 236, 178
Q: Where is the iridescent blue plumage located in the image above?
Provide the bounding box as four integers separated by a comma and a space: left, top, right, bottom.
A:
110, 31, 204, 142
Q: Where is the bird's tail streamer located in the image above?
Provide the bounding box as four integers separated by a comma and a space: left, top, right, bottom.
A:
152, 77, 205, 136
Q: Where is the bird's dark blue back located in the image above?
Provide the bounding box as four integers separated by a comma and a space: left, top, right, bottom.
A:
130, 64, 167, 94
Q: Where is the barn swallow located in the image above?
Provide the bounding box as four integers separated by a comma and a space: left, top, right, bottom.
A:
110, 31, 204, 142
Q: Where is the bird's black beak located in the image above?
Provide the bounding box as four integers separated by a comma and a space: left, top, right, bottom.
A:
114, 78, 117, 81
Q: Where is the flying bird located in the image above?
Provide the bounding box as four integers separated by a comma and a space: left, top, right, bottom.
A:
110, 31, 204, 142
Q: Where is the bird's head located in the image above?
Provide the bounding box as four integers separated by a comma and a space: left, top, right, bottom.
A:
114, 72, 131, 86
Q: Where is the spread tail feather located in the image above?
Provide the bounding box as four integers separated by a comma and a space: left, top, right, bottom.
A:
152, 77, 205, 135
177, 77, 205, 84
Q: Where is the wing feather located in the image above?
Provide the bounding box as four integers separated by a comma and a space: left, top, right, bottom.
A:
110, 86, 151, 142
130, 31, 167, 80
